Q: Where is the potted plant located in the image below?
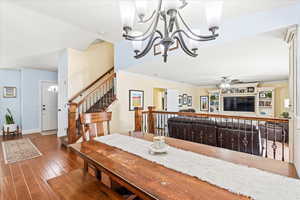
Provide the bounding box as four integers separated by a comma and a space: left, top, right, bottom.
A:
281, 112, 289, 119
4, 109, 17, 132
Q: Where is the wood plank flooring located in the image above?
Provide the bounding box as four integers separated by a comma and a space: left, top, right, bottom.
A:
0, 133, 83, 200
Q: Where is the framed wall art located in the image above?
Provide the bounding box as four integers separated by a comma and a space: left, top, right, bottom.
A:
187, 96, 192, 107
178, 95, 183, 107
200, 96, 209, 111
3, 87, 17, 98
129, 90, 144, 111
182, 94, 188, 105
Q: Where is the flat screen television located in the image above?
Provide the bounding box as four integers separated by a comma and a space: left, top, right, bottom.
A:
223, 96, 255, 112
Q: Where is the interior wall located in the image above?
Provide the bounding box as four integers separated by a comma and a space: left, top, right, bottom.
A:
0, 69, 21, 127
21, 68, 57, 132
108, 70, 200, 133
260, 81, 289, 117
68, 41, 114, 98
0, 68, 57, 134
294, 25, 300, 174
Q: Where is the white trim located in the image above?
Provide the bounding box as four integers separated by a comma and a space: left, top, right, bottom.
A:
22, 128, 41, 135
0, 129, 41, 135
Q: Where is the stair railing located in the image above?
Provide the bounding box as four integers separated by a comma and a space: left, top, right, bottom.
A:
67, 69, 116, 144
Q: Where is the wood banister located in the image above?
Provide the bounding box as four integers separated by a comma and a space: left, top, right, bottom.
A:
150, 111, 289, 123
69, 67, 114, 102
134, 107, 143, 132
68, 103, 78, 144
77, 73, 116, 106
147, 106, 156, 133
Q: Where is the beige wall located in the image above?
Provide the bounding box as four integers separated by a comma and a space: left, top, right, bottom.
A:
108, 70, 199, 133
67, 41, 114, 98
259, 81, 289, 117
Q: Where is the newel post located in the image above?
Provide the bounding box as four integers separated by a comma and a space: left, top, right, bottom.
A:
68, 103, 78, 144
147, 106, 155, 134
134, 107, 143, 132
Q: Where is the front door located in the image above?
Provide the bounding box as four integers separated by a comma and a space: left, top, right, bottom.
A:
41, 81, 58, 131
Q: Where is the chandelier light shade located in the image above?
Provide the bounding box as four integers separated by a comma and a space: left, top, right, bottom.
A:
205, 1, 223, 29
134, 0, 149, 20
119, 0, 136, 28
120, 0, 223, 62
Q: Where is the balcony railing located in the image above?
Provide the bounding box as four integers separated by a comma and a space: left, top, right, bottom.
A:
134, 107, 289, 162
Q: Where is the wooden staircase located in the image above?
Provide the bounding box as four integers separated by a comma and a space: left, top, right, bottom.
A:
61, 67, 116, 146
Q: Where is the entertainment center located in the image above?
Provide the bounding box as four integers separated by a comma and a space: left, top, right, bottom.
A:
208, 83, 275, 117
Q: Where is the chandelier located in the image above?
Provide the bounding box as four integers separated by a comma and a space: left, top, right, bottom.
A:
119, 0, 223, 62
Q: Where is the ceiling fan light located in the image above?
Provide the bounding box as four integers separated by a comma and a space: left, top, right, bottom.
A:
120, 0, 136, 28
205, 1, 223, 29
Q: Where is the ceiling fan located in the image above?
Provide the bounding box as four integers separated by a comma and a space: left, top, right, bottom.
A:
217, 76, 259, 91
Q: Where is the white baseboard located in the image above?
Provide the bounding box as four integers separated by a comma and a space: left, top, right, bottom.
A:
22, 129, 41, 135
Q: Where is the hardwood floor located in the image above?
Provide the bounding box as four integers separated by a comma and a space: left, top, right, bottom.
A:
0, 133, 83, 200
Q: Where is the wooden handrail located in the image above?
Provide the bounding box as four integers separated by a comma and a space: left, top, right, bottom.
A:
154, 111, 289, 123
141, 110, 289, 123
69, 67, 114, 102
77, 73, 116, 106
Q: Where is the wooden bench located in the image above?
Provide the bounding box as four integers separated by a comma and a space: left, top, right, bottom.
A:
47, 169, 124, 200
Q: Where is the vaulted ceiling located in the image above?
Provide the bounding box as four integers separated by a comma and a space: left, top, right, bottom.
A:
126, 29, 290, 86
0, 0, 299, 78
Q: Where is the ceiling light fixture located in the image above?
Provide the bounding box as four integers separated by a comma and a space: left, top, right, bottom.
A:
120, 0, 223, 63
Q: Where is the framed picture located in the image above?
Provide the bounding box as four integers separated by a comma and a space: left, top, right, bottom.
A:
182, 94, 188, 105
129, 90, 144, 111
178, 95, 183, 107
200, 96, 209, 111
3, 87, 17, 98
187, 96, 192, 107
154, 40, 179, 56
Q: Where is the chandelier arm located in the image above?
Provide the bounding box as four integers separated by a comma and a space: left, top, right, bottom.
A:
177, 12, 219, 39
134, 36, 162, 59
174, 18, 197, 57
124, 16, 156, 41
123, 0, 163, 41
171, 29, 217, 41
178, 0, 188, 9
125, 30, 163, 41
174, 36, 197, 57
138, 10, 156, 23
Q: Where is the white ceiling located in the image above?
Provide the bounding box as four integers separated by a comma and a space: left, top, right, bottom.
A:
0, 0, 298, 72
126, 30, 290, 86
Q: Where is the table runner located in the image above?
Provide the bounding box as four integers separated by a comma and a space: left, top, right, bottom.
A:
95, 134, 300, 200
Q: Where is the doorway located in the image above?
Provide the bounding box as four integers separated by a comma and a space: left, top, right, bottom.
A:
41, 81, 58, 132
153, 88, 166, 111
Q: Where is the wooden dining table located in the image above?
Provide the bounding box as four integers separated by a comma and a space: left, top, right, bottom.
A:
69, 132, 298, 200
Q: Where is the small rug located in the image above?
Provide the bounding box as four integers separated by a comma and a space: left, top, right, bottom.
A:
2, 138, 42, 164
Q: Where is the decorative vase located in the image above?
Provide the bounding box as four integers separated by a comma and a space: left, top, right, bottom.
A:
3, 124, 17, 132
